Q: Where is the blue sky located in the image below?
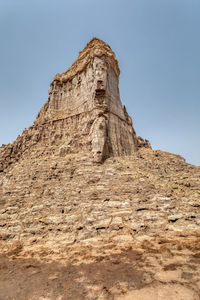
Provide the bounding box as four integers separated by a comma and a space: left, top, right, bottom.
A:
0, 0, 199, 165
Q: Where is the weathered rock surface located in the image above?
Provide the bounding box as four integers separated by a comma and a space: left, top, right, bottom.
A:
0, 39, 199, 300
0, 38, 149, 170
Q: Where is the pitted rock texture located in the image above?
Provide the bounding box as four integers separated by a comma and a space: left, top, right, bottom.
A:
0, 39, 199, 299
0, 38, 149, 171
0, 149, 200, 299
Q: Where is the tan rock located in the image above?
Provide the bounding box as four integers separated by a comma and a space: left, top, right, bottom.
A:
0, 39, 199, 300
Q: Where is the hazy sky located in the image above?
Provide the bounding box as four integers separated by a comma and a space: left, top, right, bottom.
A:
0, 0, 199, 165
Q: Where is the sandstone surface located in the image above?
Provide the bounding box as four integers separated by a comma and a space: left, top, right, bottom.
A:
0, 38, 199, 300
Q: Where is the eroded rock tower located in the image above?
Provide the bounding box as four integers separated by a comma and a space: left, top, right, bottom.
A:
35, 38, 151, 162
0, 38, 150, 170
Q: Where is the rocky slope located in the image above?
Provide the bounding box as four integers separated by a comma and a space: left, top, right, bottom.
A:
0, 39, 199, 300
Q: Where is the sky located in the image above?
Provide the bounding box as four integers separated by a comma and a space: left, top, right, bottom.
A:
0, 0, 199, 165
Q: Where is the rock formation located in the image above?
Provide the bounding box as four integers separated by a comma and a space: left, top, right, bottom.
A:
0, 38, 149, 171
0, 39, 199, 300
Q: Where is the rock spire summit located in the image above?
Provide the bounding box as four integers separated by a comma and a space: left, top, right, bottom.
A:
54, 38, 120, 83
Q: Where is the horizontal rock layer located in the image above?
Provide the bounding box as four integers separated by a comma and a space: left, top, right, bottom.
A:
0, 149, 200, 299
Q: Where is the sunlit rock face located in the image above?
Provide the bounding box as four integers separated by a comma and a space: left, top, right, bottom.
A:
0, 38, 150, 170
0, 39, 199, 300
34, 38, 150, 163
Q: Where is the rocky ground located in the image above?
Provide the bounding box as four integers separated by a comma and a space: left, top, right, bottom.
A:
0, 148, 200, 299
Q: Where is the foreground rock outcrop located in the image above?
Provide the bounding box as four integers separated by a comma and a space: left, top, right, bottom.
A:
0, 39, 199, 300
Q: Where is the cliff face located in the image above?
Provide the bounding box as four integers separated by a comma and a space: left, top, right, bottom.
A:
0, 39, 199, 300
0, 38, 150, 172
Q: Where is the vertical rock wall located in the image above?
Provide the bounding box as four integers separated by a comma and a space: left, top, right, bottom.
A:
0, 38, 150, 170
34, 38, 147, 163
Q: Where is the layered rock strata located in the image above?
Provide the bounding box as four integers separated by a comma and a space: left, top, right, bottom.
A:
0, 39, 199, 300
0, 149, 200, 299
